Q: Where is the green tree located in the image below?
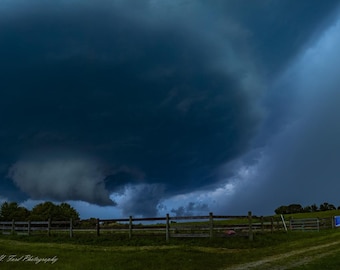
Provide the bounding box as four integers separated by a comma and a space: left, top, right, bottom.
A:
29, 202, 60, 221
287, 204, 303, 214
275, 205, 288, 215
320, 202, 328, 211
319, 202, 336, 211
311, 204, 318, 212
29, 202, 80, 221
58, 203, 80, 221
329, 204, 336, 210
0, 202, 30, 221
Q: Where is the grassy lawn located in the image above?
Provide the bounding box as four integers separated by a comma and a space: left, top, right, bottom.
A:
275, 209, 340, 220
292, 252, 340, 270
0, 236, 245, 270
1, 210, 340, 269
1, 229, 340, 269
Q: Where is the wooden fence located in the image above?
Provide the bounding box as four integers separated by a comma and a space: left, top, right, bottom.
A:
96, 212, 261, 241
289, 218, 320, 232
0, 219, 73, 237
0, 214, 336, 241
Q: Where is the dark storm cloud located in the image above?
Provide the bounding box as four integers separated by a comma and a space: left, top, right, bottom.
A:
118, 184, 165, 217
205, 0, 340, 75
171, 202, 209, 216
217, 20, 340, 215
0, 0, 263, 210
1, 0, 339, 216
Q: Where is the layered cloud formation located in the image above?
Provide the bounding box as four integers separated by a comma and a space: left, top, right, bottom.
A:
8, 153, 112, 205
210, 15, 340, 215
1, 0, 340, 217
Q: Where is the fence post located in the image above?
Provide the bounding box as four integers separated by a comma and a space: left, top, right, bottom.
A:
271, 217, 274, 233
166, 214, 170, 243
248, 211, 253, 241
96, 219, 100, 236
209, 212, 214, 238
48, 218, 51, 236
281, 215, 288, 232
261, 216, 264, 233
70, 218, 73, 238
11, 219, 15, 235
28, 220, 31, 236
129, 216, 133, 239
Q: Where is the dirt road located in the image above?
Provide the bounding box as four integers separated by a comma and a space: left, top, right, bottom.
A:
223, 240, 340, 270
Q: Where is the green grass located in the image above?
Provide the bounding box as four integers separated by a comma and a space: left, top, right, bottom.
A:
1, 229, 340, 269
102, 210, 340, 229
276, 209, 340, 220
292, 251, 340, 270
2, 210, 340, 269
0, 236, 250, 270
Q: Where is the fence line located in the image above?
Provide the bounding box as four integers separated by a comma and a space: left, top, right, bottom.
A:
96, 212, 258, 242
0, 214, 335, 241
0, 219, 73, 237
95, 213, 286, 239
289, 218, 320, 231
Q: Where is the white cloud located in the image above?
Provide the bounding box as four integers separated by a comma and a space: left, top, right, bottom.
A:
110, 183, 165, 217
8, 154, 113, 206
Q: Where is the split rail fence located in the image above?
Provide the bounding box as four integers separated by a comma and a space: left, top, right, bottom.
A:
0, 213, 336, 241
289, 218, 320, 232
0, 219, 73, 237
96, 212, 257, 241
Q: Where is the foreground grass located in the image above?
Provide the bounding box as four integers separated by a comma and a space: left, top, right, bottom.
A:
293, 251, 340, 270
0, 237, 243, 270
0, 240, 230, 270
1, 229, 340, 269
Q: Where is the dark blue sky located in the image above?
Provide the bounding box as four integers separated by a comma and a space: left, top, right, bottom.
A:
1, 0, 340, 218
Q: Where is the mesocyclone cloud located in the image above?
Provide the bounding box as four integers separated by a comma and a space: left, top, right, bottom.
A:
0, 0, 339, 217
7, 151, 114, 206
0, 1, 262, 210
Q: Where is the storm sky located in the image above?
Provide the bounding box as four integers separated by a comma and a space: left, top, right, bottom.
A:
1, 0, 340, 218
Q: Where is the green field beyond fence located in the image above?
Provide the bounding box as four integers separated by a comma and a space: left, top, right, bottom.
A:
1, 211, 338, 242
1, 210, 340, 269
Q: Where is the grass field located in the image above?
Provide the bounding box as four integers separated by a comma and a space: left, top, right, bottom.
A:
275, 209, 340, 220
1, 228, 340, 269
1, 211, 340, 269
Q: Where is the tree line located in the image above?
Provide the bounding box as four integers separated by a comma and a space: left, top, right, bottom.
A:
275, 202, 339, 215
0, 201, 80, 221
3, 200, 338, 222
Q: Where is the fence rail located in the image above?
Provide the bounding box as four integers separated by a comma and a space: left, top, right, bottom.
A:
0, 213, 336, 241
0, 219, 73, 237
289, 218, 320, 231
96, 212, 257, 242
